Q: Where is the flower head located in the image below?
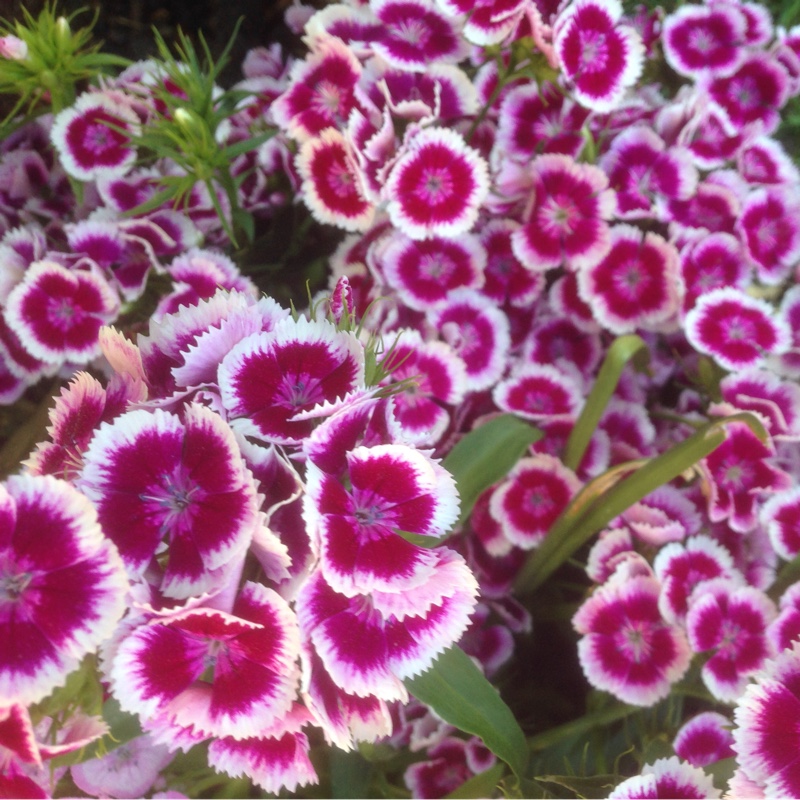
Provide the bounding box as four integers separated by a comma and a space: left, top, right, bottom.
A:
573, 565, 691, 706
554, 0, 644, 113
0, 474, 127, 706
78, 404, 260, 598
384, 128, 488, 240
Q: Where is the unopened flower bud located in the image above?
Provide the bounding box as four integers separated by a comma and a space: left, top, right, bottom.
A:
0, 35, 28, 61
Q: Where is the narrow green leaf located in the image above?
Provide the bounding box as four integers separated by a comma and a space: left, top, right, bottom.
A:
443, 413, 542, 528
223, 129, 276, 159
527, 703, 637, 753
394, 529, 441, 548
563, 335, 648, 471
405, 645, 528, 779
445, 762, 505, 798
535, 773, 620, 799
515, 413, 766, 594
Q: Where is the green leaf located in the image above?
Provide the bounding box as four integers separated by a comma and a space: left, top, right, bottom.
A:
535, 773, 620, 799
445, 762, 505, 798
329, 748, 375, 799
404, 645, 528, 779
443, 413, 542, 528
515, 412, 767, 594
527, 703, 637, 753
563, 335, 648, 471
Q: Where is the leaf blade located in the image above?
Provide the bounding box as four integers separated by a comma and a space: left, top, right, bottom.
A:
404, 646, 528, 780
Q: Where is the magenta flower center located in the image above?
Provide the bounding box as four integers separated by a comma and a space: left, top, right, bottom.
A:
579, 30, 610, 70
315, 81, 345, 114
419, 168, 454, 203
276, 373, 323, 409
140, 467, 203, 534
538, 196, 581, 236
0, 563, 32, 604
47, 297, 78, 329
618, 623, 652, 663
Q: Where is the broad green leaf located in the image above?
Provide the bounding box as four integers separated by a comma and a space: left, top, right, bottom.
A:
330, 749, 375, 799
515, 413, 767, 594
405, 645, 528, 779
563, 335, 648, 471
446, 762, 505, 798
443, 413, 542, 528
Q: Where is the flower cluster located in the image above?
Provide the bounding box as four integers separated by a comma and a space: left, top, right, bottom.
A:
3, 0, 800, 797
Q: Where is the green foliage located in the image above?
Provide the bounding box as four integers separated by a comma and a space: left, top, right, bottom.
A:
404, 645, 529, 781
0, 1, 129, 134
515, 411, 769, 594
123, 20, 275, 248
443, 413, 543, 530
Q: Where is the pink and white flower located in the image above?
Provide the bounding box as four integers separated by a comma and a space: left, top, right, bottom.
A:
5, 261, 119, 365
297, 550, 478, 701
271, 37, 362, 141
573, 564, 691, 706
371, 0, 468, 72
297, 129, 375, 232
737, 186, 800, 285
553, 0, 644, 113
427, 289, 510, 392
686, 578, 776, 701
219, 316, 365, 446
78, 404, 260, 598
511, 154, 615, 272
578, 225, 680, 334
761, 486, 800, 561
707, 52, 790, 135
653, 534, 740, 624
661, 3, 747, 78
699, 420, 791, 533
732, 640, 800, 798
305, 442, 460, 596
673, 711, 734, 768
492, 364, 583, 423
384, 128, 489, 240
490, 455, 581, 549
71, 734, 173, 799
51, 92, 140, 181
108, 581, 300, 739
380, 231, 486, 310
684, 287, 790, 372
0, 474, 127, 706
608, 756, 720, 799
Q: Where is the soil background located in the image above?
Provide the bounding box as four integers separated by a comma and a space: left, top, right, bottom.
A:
0, 0, 297, 85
